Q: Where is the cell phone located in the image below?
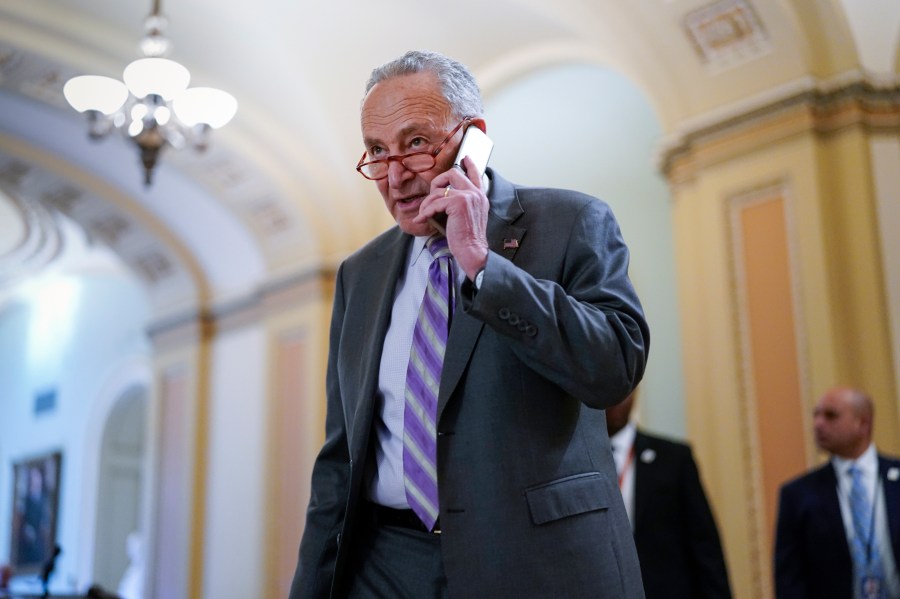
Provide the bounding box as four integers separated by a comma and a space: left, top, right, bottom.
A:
430, 125, 494, 235
453, 125, 494, 177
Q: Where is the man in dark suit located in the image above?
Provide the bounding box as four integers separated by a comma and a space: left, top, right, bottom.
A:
774, 387, 900, 598
606, 391, 732, 599
289, 50, 650, 598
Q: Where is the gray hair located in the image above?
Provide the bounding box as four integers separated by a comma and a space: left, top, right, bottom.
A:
364, 50, 484, 119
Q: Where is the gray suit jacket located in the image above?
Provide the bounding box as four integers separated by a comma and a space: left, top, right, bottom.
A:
290, 169, 650, 598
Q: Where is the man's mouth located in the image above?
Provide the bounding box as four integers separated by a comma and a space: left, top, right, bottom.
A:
396, 194, 424, 206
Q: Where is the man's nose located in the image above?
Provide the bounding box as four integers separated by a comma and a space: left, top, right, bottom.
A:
386, 159, 413, 187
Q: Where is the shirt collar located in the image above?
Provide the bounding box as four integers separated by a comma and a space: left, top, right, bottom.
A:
410, 235, 429, 267
610, 421, 637, 453
831, 442, 878, 477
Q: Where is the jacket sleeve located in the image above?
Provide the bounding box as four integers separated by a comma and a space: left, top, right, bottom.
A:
462, 196, 649, 409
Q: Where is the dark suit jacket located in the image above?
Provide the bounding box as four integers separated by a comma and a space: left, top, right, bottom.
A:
774, 454, 900, 599
289, 169, 650, 598
630, 431, 732, 599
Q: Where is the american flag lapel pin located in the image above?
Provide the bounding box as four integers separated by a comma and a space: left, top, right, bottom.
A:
503, 238, 519, 250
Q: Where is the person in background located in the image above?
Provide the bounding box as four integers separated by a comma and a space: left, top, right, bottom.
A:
0, 563, 10, 591
606, 390, 732, 599
289, 49, 650, 598
774, 386, 900, 599
117, 531, 145, 599
18, 466, 51, 566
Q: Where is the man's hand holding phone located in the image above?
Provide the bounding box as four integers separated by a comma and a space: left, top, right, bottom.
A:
424, 125, 493, 232
417, 123, 494, 280
418, 154, 490, 281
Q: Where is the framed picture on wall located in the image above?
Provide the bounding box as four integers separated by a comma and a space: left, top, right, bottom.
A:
9, 451, 62, 574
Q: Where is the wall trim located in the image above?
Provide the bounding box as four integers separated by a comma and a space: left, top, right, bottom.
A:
658, 71, 900, 182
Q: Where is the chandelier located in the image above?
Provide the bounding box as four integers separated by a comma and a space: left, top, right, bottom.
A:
63, 0, 237, 186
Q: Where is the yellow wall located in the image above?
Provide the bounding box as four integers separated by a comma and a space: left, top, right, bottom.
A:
262, 273, 334, 599
667, 85, 900, 599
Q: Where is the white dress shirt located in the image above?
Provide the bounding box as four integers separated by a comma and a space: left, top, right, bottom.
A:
832, 443, 900, 598
368, 175, 488, 508
610, 422, 637, 528
367, 235, 463, 508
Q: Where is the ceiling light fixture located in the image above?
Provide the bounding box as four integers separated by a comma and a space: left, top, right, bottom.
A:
63, 0, 237, 186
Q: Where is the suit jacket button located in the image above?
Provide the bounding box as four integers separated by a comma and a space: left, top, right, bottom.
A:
508, 314, 520, 325
525, 325, 537, 337
498, 307, 511, 320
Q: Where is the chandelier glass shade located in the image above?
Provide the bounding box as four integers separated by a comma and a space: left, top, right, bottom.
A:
63, 2, 237, 185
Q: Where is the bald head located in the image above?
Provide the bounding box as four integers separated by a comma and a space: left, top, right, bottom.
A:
812, 386, 874, 459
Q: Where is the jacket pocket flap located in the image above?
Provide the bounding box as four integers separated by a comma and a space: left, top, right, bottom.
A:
525, 472, 608, 525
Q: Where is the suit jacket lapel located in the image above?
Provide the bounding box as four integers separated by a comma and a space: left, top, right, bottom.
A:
483, 170, 527, 261
818, 463, 851, 556
349, 230, 410, 455
438, 170, 525, 418
878, 457, 900, 560
632, 432, 650, 530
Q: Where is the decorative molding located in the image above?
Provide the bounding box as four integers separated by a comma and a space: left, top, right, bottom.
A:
0, 144, 196, 309
0, 184, 63, 288
683, 0, 771, 74
260, 267, 333, 316
146, 265, 332, 346
146, 309, 214, 352
659, 73, 900, 182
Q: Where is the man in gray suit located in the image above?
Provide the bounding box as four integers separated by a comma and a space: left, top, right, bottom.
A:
290, 50, 650, 599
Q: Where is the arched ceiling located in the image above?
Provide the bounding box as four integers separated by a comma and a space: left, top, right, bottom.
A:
0, 0, 896, 318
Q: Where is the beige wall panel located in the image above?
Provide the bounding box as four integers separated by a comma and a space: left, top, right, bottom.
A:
672, 132, 830, 599
262, 274, 332, 599
152, 366, 190, 599
815, 129, 899, 453
149, 356, 204, 599
734, 195, 806, 555
672, 114, 900, 598
673, 174, 758, 599
870, 136, 900, 427
271, 332, 308, 598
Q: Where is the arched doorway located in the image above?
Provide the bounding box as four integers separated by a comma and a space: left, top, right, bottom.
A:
92, 386, 147, 594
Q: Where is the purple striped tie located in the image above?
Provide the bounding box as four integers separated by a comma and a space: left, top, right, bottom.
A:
404, 235, 455, 530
